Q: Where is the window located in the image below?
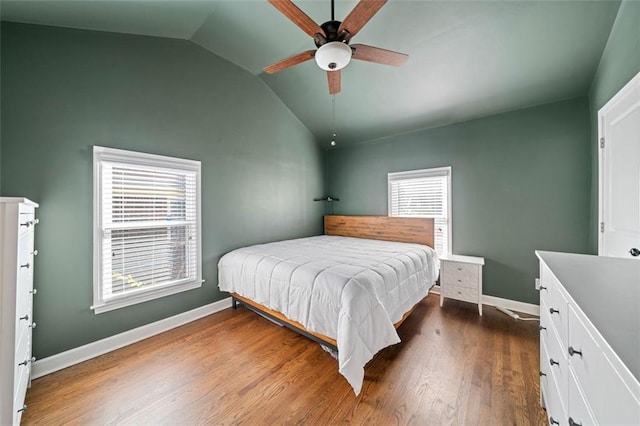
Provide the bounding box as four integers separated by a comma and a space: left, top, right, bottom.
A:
92, 146, 202, 314
388, 167, 452, 256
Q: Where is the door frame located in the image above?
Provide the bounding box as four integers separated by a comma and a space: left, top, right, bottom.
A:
598, 70, 640, 255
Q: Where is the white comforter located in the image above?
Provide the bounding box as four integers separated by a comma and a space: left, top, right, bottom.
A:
218, 235, 439, 395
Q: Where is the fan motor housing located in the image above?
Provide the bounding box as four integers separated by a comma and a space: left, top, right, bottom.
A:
316, 20, 346, 47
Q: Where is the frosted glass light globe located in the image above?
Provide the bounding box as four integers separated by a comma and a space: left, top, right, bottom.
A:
315, 42, 352, 71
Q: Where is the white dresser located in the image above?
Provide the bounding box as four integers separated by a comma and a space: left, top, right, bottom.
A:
0, 198, 39, 425
439, 254, 485, 315
536, 251, 640, 426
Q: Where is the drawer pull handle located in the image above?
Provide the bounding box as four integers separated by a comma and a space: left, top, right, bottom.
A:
18, 356, 35, 366
20, 263, 30, 269
539, 325, 546, 331
568, 346, 583, 357
29, 322, 37, 329
549, 358, 559, 367
569, 417, 582, 426
30, 288, 37, 295
550, 417, 560, 425
549, 307, 560, 315
17, 405, 27, 413
539, 371, 546, 377
539, 285, 547, 291
19, 314, 29, 321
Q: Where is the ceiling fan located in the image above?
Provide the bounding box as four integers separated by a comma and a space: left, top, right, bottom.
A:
264, 0, 408, 95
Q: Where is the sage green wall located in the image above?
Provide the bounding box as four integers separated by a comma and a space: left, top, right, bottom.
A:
588, 0, 640, 252
326, 98, 591, 305
1, 23, 325, 359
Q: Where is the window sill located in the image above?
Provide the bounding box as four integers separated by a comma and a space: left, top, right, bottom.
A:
91, 279, 203, 314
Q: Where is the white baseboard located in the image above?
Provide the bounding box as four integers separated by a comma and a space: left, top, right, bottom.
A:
430, 285, 540, 316
31, 297, 232, 379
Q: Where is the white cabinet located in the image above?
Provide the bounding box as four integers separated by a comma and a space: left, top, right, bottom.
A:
439, 255, 484, 315
0, 198, 39, 425
536, 251, 640, 426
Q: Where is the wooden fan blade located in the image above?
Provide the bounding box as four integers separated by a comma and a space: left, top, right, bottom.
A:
264, 50, 316, 74
338, 0, 387, 42
268, 0, 324, 38
350, 44, 408, 67
327, 70, 341, 94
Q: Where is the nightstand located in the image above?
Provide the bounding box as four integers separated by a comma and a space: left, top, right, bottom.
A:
439, 254, 485, 315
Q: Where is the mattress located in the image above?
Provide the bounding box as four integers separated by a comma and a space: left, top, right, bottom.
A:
218, 235, 440, 395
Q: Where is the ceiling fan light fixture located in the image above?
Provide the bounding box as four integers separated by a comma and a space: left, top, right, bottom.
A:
315, 41, 352, 71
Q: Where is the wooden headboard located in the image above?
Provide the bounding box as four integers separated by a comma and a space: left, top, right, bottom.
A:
324, 215, 435, 247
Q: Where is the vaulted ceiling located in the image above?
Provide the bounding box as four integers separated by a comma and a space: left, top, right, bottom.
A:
1, 0, 621, 146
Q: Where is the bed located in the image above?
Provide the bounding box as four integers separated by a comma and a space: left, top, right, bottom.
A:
217, 215, 440, 395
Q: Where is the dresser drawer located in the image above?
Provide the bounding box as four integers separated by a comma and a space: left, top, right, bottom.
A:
442, 261, 478, 289
18, 207, 36, 239
544, 358, 568, 426
540, 266, 569, 348
540, 336, 552, 409
545, 311, 569, 413
568, 305, 640, 425
539, 298, 553, 354
13, 356, 30, 425
568, 368, 596, 426
441, 284, 477, 304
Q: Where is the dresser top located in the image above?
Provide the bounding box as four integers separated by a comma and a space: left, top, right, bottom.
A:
536, 250, 640, 381
0, 197, 39, 207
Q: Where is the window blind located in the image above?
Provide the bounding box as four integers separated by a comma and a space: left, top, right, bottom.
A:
100, 163, 198, 299
388, 169, 450, 256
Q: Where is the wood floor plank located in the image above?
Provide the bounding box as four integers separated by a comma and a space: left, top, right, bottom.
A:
22, 294, 546, 425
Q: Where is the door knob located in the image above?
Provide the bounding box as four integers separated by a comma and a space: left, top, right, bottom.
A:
630, 248, 640, 257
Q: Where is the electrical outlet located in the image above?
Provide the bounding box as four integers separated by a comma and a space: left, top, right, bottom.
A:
535, 278, 541, 290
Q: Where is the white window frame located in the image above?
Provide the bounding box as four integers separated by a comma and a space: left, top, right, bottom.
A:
92, 146, 202, 314
388, 166, 452, 256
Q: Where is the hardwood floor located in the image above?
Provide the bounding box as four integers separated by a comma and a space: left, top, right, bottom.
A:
23, 294, 546, 425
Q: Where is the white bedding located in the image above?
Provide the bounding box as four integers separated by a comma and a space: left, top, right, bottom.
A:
218, 235, 439, 395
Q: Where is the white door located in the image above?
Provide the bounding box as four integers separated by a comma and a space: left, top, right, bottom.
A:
599, 71, 640, 259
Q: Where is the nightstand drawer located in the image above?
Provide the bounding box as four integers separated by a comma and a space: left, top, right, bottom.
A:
442, 261, 478, 289
441, 284, 477, 304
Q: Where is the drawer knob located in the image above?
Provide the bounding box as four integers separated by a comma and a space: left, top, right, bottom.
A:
20, 220, 34, 228
30, 288, 38, 295
568, 346, 583, 357
29, 322, 37, 329
550, 417, 560, 425
17, 405, 27, 413
32, 249, 38, 256
19, 314, 29, 322
20, 262, 30, 269
549, 358, 559, 367
569, 417, 582, 426
18, 356, 35, 366
34, 218, 40, 225
539, 371, 546, 377
539, 285, 547, 291
539, 325, 546, 331
549, 307, 560, 315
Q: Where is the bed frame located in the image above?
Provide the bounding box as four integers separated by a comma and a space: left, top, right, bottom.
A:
231, 215, 435, 352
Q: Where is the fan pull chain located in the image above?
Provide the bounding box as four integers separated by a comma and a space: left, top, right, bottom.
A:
331, 95, 337, 146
